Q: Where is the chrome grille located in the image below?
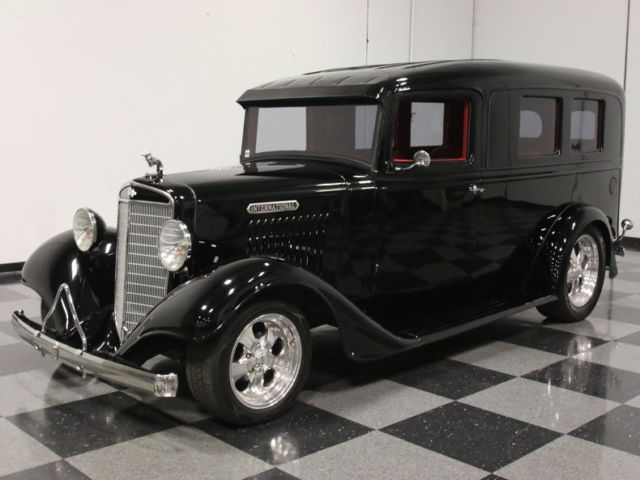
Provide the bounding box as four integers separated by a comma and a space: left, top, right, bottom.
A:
114, 192, 173, 339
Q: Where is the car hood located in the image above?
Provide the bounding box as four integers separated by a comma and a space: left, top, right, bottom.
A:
156, 160, 368, 203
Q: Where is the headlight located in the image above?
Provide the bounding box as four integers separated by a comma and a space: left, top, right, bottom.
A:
158, 220, 191, 271
73, 208, 98, 252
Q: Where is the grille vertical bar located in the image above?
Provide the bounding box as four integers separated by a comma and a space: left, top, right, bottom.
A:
114, 194, 173, 339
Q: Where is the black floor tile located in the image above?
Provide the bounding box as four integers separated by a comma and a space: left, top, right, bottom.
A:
591, 303, 640, 325
571, 405, 640, 457
619, 330, 640, 347
0, 343, 51, 376
500, 326, 605, 356
0, 461, 90, 480
382, 402, 560, 472
243, 469, 302, 480
195, 402, 371, 465
388, 358, 514, 399
7, 391, 180, 457
524, 357, 640, 403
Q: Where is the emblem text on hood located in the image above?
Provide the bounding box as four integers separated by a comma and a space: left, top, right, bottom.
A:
247, 200, 300, 215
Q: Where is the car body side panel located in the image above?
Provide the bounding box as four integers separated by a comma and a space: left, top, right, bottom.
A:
116, 257, 417, 361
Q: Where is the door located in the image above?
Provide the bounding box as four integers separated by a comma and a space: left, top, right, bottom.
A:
370, 91, 492, 330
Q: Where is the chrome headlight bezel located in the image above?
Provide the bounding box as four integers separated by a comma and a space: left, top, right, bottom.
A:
158, 219, 191, 272
73, 208, 98, 252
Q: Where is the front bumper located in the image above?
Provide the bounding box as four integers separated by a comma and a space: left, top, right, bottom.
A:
11, 310, 178, 398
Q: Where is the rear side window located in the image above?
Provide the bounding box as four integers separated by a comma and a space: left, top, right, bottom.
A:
394, 98, 469, 162
519, 97, 561, 157
571, 99, 604, 153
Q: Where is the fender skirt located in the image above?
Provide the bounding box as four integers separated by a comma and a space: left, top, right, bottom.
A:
117, 257, 419, 361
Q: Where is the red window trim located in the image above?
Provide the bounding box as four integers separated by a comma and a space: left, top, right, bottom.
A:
393, 100, 470, 164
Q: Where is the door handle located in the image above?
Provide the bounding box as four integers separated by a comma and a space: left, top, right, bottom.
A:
468, 184, 485, 194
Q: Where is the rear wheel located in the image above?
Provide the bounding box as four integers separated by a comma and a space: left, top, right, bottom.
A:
537, 225, 605, 323
186, 301, 311, 425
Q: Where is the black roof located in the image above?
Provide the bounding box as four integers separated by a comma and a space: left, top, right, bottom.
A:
237, 60, 623, 105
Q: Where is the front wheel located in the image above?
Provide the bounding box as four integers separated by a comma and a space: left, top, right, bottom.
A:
537, 225, 605, 323
186, 301, 311, 425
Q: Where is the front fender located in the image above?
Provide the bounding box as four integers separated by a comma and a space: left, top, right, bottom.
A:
21, 229, 116, 338
117, 257, 417, 361
527, 203, 615, 295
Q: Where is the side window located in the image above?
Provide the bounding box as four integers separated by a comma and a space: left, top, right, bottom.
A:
571, 99, 604, 153
519, 97, 561, 157
394, 98, 469, 162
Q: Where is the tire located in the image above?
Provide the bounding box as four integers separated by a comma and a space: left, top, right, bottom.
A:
537, 225, 605, 323
186, 301, 311, 426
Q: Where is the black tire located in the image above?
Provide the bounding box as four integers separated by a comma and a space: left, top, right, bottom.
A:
537, 225, 606, 323
186, 301, 311, 426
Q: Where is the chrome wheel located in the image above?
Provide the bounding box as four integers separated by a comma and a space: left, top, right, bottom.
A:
566, 234, 600, 308
229, 313, 302, 410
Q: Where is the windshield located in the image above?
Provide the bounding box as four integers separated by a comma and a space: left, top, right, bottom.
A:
242, 104, 379, 165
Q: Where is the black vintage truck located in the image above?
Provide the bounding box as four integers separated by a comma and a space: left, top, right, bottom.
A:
12, 60, 632, 425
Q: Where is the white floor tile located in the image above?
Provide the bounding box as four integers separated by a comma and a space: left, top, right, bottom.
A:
299, 379, 450, 429
450, 341, 564, 376
574, 342, 640, 374
498, 436, 640, 480
461, 378, 618, 433
543, 316, 640, 340
281, 431, 487, 480
0, 419, 59, 476
68, 426, 270, 480
0, 367, 117, 416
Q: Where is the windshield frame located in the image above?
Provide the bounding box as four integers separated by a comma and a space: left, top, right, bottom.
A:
240, 101, 384, 169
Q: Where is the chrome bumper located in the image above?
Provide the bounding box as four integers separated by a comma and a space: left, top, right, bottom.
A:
11, 310, 178, 398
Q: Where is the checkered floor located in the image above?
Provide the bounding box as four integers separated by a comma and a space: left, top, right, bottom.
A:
2, 254, 640, 480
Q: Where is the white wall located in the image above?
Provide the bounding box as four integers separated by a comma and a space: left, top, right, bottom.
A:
0, 0, 474, 264
2, 0, 638, 264
623, 0, 640, 226
473, 0, 628, 85
366, 0, 474, 64
411, 0, 474, 61
473, 0, 635, 225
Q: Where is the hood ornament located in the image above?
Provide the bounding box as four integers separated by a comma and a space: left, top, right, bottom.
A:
143, 152, 163, 183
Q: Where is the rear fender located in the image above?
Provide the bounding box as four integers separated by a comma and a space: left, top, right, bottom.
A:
526, 203, 615, 295
117, 257, 415, 361
21, 229, 116, 340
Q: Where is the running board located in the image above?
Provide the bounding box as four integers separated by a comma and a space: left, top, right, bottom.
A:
346, 295, 556, 362
400, 295, 556, 343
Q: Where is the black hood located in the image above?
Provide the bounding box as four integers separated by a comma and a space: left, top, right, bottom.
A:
157, 160, 368, 204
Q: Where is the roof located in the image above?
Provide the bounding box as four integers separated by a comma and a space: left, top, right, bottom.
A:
237, 60, 623, 105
